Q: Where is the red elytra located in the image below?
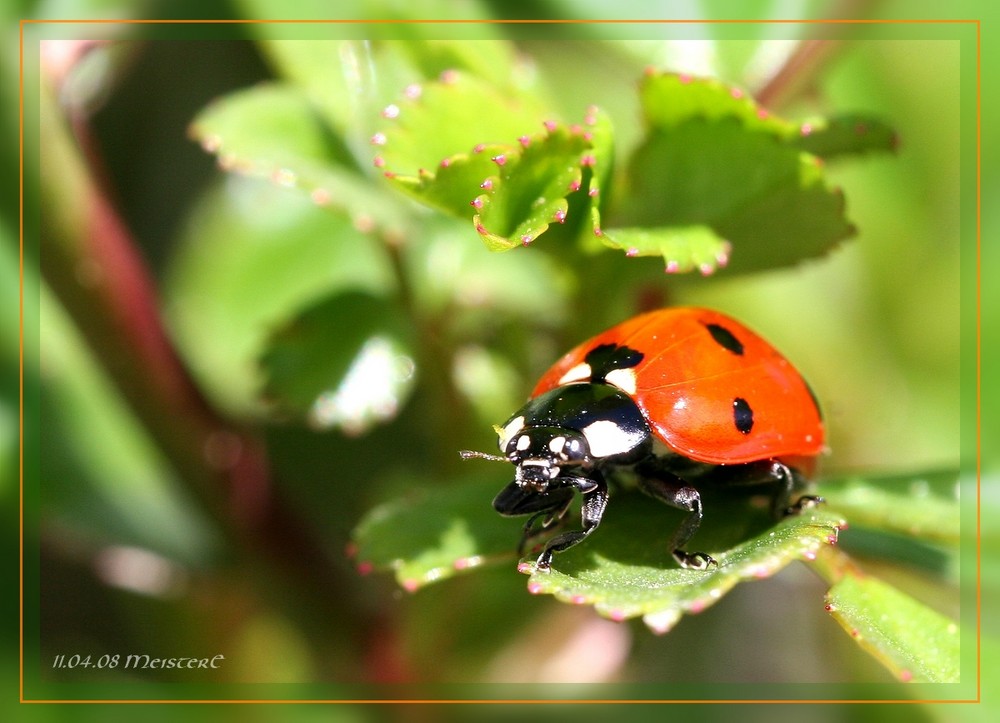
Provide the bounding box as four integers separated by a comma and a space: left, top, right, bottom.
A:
531, 307, 824, 471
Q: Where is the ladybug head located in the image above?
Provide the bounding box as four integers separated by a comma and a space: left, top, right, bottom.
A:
503, 426, 593, 493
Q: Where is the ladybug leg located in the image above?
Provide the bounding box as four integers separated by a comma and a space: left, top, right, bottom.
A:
518, 496, 574, 557
732, 460, 823, 518
636, 474, 716, 570
766, 462, 825, 518
534, 474, 609, 571
493, 482, 576, 556
707, 460, 824, 518
788, 494, 824, 514
767, 461, 797, 519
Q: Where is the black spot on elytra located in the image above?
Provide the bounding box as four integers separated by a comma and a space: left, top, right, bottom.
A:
733, 397, 754, 435
705, 323, 744, 355
584, 343, 644, 383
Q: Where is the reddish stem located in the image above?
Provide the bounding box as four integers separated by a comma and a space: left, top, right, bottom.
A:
37, 45, 344, 628
755, 39, 842, 111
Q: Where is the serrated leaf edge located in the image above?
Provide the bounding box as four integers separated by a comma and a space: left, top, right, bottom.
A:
521, 509, 846, 634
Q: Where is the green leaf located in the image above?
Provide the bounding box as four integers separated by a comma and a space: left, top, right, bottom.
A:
395, 38, 524, 90
244, 35, 522, 139
383, 143, 502, 220
638, 71, 797, 139
375, 70, 554, 219
583, 105, 616, 202
592, 217, 734, 275
190, 83, 406, 233
520, 495, 845, 634
819, 470, 960, 543
473, 122, 594, 249
354, 477, 847, 635
241, 40, 359, 135
377, 76, 607, 249
259, 291, 416, 434
610, 71, 856, 273
376, 69, 548, 182
351, 474, 517, 592
163, 179, 393, 416
825, 573, 960, 682
793, 114, 900, 159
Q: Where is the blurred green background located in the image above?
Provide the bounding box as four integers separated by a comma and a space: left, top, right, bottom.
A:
5, 0, 996, 720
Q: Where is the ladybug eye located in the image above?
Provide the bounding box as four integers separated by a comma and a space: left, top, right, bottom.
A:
550, 434, 588, 464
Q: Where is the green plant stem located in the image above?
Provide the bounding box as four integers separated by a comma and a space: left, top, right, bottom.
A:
37, 72, 347, 639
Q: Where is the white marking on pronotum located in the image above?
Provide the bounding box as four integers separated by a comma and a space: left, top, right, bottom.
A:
558, 362, 592, 386
581, 420, 645, 458
604, 367, 638, 395
497, 416, 525, 450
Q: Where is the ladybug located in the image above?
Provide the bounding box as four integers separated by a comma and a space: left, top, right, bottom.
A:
463, 307, 824, 572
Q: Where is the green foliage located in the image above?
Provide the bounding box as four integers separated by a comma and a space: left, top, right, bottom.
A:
819, 469, 960, 543
352, 474, 513, 591
825, 573, 960, 683
605, 73, 858, 273
520, 504, 844, 635
372, 66, 880, 274
163, 179, 394, 416
34, 20, 968, 699
793, 114, 900, 158
356, 483, 849, 635
165, 36, 960, 683
192, 56, 884, 277
259, 291, 417, 433
352, 468, 960, 659
471, 123, 594, 250
190, 82, 408, 234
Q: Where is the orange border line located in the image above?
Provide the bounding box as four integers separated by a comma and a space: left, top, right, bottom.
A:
17, 698, 985, 705
19, 16, 982, 706
975, 15, 983, 702
18, 17, 979, 24
18, 15, 25, 710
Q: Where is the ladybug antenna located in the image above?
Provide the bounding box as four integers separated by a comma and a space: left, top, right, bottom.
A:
459, 449, 507, 463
